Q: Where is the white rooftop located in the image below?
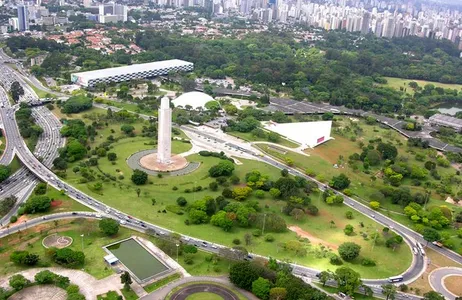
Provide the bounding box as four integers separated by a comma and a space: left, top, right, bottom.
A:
72, 59, 193, 81
264, 121, 332, 148
104, 254, 119, 264
172, 91, 214, 110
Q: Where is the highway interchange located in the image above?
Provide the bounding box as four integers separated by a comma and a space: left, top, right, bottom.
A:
0, 58, 460, 299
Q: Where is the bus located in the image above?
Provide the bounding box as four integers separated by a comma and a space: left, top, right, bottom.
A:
388, 276, 404, 283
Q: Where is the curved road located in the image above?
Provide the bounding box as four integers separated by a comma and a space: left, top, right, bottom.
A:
429, 267, 462, 300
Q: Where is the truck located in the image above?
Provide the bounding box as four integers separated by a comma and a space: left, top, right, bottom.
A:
432, 241, 443, 248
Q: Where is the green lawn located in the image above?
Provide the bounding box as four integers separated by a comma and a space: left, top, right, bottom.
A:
97, 291, 121, 300
28, 83, 50, 99
228, 130, 300, 148
143, 273, 181, 293
121, 288, 139, 300
8, 156, 22, 173
382, 77, 462, 95
179, 250, 233, 276
0, 135, 5, 152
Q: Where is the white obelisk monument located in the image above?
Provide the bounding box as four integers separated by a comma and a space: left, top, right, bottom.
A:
157, 97, 172, 164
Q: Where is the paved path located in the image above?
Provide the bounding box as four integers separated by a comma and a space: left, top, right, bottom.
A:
141, 276, 258, 300
0, 267, 123, 299
428, 267, 462, 300
169, 283, 240, 300
9, 285, 67, 300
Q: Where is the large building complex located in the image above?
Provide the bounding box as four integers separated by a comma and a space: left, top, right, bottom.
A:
71, 59, 194, 87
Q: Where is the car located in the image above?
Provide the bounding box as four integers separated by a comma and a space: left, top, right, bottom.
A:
370, 214, 375, 218
119, 220, 126, 225
72, 212, 78, 215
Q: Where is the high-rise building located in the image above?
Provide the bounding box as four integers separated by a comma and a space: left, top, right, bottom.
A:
113, 3, 127, 22
9, 17, 19, 31
17, 5, 29, 31
361, 11, 371, 34
83, 0, 91, 8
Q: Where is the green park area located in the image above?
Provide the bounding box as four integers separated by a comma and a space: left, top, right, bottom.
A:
382, 77, 462, 95
255, 116, 462, 252
46, 110, 412, 278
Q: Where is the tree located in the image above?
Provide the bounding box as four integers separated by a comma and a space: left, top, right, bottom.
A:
229, 262, 264, 290
318, 271, 332, 286
366, 150, 381, 166
210, 210, 234, 231
330, 174, 351, 190
10, 81, 24, 101
99, 218, 120, 236
274, 177, 299, 199
121, 124, 135, 134
10, 250, 39, 266
61, 95, 92, 113
54, 248, 85, 268
345, 211, 353, 219
369, 201, 380, 210
423, 291, 445, 300
35, 270, 56, 284
0, 196, 17, 216
233, 186, 253, 201
209, 181, 219, 191
377, 143, 398, 160
381, 284, 397, 300
252, 277, 271, 300
131, 169, 148, 185
269, 287, 287, 300
9, 274, 30, 291
423, 228, 441, 245
334, 267, 362, 296
338, 242, 361, 261
135, 188, 141, 198
0, 165, 11, 183
107, 152, 117, 161
120, 271, 132, 290
24, 196, 51, 214
208, 160, 235, 177
344, 224, 354, 236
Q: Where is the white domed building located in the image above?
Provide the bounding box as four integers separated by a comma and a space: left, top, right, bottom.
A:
172, 91, 215, 111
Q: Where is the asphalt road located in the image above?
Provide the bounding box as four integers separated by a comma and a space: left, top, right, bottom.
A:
429, 267, 462, 300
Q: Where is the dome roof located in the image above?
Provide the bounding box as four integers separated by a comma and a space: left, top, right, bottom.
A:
172, 91, 214, 110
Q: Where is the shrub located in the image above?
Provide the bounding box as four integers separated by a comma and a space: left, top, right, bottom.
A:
183, 245, 198, 254
329, 254, 343, 265
361, 258, 376, 266
252, 229, 262, 237
264, 234, 274, 242
176, 197, 187, 207
10, 216, 17, 223
232, 238, 241, 245
183, 253, 195, 265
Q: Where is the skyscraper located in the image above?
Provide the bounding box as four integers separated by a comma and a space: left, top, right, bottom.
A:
157, 97, 172, 164
17, 5, 29, 32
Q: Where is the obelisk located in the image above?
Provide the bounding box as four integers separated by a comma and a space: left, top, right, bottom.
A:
157, 97, 172, 164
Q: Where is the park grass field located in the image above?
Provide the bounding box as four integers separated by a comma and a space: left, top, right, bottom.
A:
382, 77, 462, 95
256, 116, 462, 252
62, 143, 412, 278
227, 130, 300, 148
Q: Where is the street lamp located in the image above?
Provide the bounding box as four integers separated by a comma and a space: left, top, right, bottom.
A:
24, 220, 27, 230
176, 243, 179, 261
80, 234, 84, 251
262, 213, 267, 235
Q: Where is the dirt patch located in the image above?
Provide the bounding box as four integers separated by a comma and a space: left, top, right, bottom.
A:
288, 226, 338, 250
43, 234, 73, 249
51, 200, 63, 207
444, 275, 462, 296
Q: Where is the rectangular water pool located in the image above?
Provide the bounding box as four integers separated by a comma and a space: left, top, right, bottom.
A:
107, 238, 169, 281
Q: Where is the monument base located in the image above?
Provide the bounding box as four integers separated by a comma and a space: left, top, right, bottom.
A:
139, 153, 188, 172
